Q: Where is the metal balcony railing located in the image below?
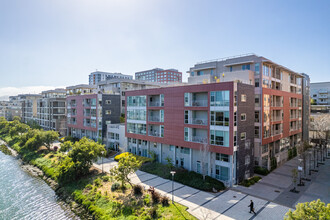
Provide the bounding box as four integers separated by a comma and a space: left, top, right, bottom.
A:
191, 100, 208, 107
190, 118, 208, 125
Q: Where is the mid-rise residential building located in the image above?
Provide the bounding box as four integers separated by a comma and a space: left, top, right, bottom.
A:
125, 82, 255, 186
188, 54, 304, 169
89, 71, 133, 85
310, 82, 330, 105
36, 89, 67, 136
20, 94, 42, 123
106, 123, 126, 151
0, 96, 22, 121
97, 78, 164, 114
135, 68, 182, 83
66, 85, 121, 142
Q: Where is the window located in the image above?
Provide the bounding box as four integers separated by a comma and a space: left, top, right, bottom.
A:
184, 93, 189, 106
255, 63, 260, 75
210, 91, 230, 106
255, 78, 259, 87
160, 94, 164, 106
127, 123, 146, 135
230, 66, 232, 72
115, 134, 119, 140
197, 161, 201, 173
106, 110, 111, 115
106, 100, 111, 104
184, 110, 189, 124
184, 127, 189, 141
241, 94, 247, 102
234, 131, 237, 146
215, 165, 229, 181
241, 132, 246, 140
197, 71, 204, 76
210, 130, 229, 146
180, 147, 190, 154
170, 145, 175, 151
160, 110, 164, 122
216, 153, 229, 162
210, 69, 214, 75
242, 64, 250, 70
255, 111, 259, 122
234, 112, 237, 126
255, 95, 260, 107
241, 113, 246, 121
180, 158, 184, 167
210, 111, 229, 126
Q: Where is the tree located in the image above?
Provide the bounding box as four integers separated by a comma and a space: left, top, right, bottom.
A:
297, 141, 311, 178
9, 122, 29, 137
110, 154, 142, 188
285, 199, 330, 220
41, 130, 59, 150
57, 156, 76, 184
59, 141, 73, 152
68, 137, 105, 176
291, 168, 298, 193
199, 140, 209, 181
310, 114, 330, 159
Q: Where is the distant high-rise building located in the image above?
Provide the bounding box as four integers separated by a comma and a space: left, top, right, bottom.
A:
89, 71, 133, 85
135, 68, 182, 83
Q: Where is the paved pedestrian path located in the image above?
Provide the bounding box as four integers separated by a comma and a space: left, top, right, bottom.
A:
94, 161, 292, 220
233, 155, 330, 209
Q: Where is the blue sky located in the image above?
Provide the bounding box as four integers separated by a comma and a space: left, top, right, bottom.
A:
0, 0, 329, 98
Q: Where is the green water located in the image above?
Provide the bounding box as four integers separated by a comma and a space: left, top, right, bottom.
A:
0, 151, 79, 220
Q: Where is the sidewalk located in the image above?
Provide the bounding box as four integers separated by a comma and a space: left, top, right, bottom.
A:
93, 160, 292, 220
233, 156, 330, 209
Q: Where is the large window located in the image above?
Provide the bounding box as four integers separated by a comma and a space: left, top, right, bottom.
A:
242, 64, 250, 70
127, 109, 146, 120
127, 96, 146, 107
210, 111, 229, 126
127, 123, 146, 135
215, 165, 229, 181
255, 63, 260, 75
184, 110, 189, 124
216, 153, 229, 162
210, 130, 229, 146
184, 127, 189, 141
210, 91, 230, 107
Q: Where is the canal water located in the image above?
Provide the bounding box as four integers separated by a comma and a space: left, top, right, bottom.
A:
0, 151, 79, 220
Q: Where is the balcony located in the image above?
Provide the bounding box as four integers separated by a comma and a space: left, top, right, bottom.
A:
148, 124, 163, 137
149, 116, 161, 122
319, 89, 328, 94
271, 96, 283, 107
185, 127, 207, 143
148, 110, 163, 122
185, 92, 208, 107
191, 100, 208, 107
148, 94, 164, 107
185, 110, 208, 125
191, 136, 206, 143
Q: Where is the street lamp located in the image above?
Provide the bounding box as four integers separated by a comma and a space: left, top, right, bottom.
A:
170, 171, 176, 204
101, 151, 105, 174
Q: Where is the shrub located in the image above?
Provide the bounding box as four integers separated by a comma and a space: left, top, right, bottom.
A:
93, 178, 102, 187
254, 166, 269, 176
151, 191, 161, 204
240, 176, 262, 187
149, 207, 158, 219
161, 196, 169, 206
85, 184, 93, 190
133, 185, 143, 196
114, 152, 131, 161
143, 194, 151, 206
102, 175, 110, 182
111, 182, 120, 192
0, 144, 12, 155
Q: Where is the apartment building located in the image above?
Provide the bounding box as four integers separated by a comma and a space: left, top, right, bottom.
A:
135, 68, 182, 83
0, 96, 22, 121
89, 71, 133, 85
310, 82, 330, 105
36, 89, 67, 136
106, 123, 127, 151
125, 82, 255, 186
20, 94, 42, 123
188, 54, 304, 169
66, 85, 121, 142
97, 78, 164, 114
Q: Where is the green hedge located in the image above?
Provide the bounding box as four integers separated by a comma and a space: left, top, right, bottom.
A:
140, 162, 225, 192
240, 176, 262, 187
254, 166, 269, 176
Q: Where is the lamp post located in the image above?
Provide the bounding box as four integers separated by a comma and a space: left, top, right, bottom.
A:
101, 151, 105, 174
170, 171, 176, 204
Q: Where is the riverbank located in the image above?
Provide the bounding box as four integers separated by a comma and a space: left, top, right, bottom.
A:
0, 139, 91, 219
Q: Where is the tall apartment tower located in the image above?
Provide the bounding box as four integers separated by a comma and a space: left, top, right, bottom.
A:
188, 54, 304, 170
125, 82, 255, 186
89, 71, 133, 85
301, 74, 310, 142
135, 68, 182, 83
36, 89, 67, 136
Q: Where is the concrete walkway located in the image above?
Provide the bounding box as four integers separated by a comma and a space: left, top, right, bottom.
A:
233, 156, 330, 209
94, 160, 292, 220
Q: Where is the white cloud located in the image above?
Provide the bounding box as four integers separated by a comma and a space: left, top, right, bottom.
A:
0, 86, 65, 101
